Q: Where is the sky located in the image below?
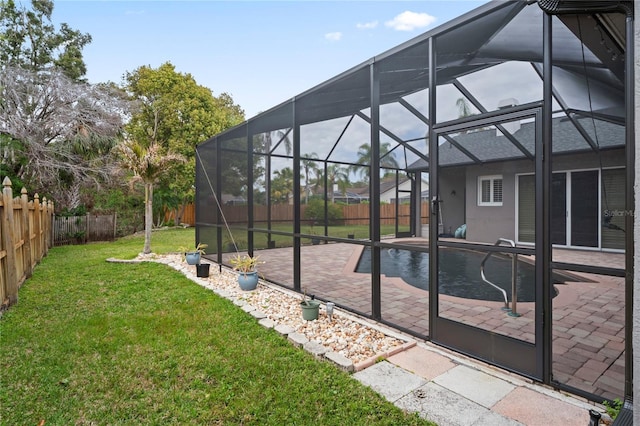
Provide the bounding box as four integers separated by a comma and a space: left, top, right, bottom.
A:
52, 1, 489, 120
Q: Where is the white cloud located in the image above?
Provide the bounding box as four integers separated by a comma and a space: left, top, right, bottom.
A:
324, 32, 343, 42
385, 11, 436, 31
356, 20, 378, 30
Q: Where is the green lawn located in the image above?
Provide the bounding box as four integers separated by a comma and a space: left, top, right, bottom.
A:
0, 228, 434, 425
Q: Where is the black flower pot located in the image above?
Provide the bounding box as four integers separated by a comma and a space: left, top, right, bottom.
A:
196, 263, 210, 278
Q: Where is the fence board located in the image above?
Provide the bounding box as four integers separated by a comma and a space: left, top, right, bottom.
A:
1, 178, 54, 310
52, 214, 116, 246
173, 201, 429, 227
164, 204, 195, 226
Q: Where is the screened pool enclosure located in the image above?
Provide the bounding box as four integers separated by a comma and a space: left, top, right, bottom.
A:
196, 0, 633, 404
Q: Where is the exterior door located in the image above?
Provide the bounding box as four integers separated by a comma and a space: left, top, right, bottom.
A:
524, 171, 600, 248
430, 108, 543, 380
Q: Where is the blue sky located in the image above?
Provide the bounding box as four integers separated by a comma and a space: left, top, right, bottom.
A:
53, 1, 488, 119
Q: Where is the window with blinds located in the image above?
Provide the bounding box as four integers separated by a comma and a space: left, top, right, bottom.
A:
478, 175, 503, 206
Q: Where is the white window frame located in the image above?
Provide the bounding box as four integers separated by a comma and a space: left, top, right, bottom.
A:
477, 175, 503, 206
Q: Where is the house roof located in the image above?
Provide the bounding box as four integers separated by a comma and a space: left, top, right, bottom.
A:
221, 194, 246, 204
407, 115, 624, 171
380, 179, 403, 195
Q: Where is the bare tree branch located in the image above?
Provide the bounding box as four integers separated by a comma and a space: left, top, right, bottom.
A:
0, 65, 131, 204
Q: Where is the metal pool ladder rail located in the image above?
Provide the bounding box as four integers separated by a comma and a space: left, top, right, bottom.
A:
480, 238, 521, 317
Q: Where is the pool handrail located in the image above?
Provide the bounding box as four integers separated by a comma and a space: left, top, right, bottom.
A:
480, 238, 517, 314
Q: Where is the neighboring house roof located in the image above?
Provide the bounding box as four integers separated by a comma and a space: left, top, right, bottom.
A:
407, 115, 624, 171
347, 186, 370, 197
221, 194, 246, 204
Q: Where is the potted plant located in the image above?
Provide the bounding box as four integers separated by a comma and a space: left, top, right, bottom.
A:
308, 226, 321, 245
224, 235, 247, 252
300, 289, 320, 321
310, 230, 321, 245
179, 243, 208, 266
230, 254, 264, 291
266, 234, 277, 249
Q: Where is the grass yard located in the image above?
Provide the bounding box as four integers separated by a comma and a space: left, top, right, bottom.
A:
0, 228, 434, 425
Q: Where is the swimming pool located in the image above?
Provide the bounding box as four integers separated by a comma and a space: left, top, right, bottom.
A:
356, 247, 562, 302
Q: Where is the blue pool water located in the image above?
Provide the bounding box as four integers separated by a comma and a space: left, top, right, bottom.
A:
356, 247, 562, 302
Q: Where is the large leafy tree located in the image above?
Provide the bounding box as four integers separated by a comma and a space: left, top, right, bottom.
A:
123, 62, 244, 224
0, 0, 92, 80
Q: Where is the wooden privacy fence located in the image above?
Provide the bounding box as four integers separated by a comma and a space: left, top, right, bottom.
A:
53, 214, 117, 246
164, 204, 195, 226
1, 177, 54, 310
339, 202, 430, 226
174, 202, 429, 226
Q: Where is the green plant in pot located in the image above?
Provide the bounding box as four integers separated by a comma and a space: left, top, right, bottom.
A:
309, 228, 321, 245
179, 243, 208, 266
230, 254, 264, 291
300, 288, 320, 321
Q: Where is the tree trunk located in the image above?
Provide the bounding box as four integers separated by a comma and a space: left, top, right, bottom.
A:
143, 182, 153, 254
177, 204, 185, 224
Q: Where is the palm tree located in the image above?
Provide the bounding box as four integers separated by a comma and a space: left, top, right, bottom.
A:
352, 142, 399, 183
301, 152, 318, 204
271, 167, 295, 204
258, 128, 292, 215
456, 97, 471, 118
310, 167, 325, 196
117, 140, 185, 254
326, 164, 349, 203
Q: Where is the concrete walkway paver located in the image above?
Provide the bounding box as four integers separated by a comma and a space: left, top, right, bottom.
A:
394, 382, 507, 426
433, 365, 516, 408
491, 387, 591, 426
354, 341, 596, 426
352, 361, 427, 402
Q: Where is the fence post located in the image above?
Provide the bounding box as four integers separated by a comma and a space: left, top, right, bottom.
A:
20, 188, 33, 279
46, 199, 54, 251
33, 194, 42, 259
85, 213, 90, 243
2, 177, 18, 307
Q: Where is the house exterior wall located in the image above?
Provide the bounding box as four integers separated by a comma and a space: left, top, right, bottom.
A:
380, 179, 412, 203
379, 179, 429, 203
464, 162, 521, 243
438, 169, 466, 236
453, 149, 625, 245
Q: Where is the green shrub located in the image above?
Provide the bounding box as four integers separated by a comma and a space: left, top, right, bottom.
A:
92, 188, 144, 236
603, 398, 622, 419
304, 199, 343, 225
